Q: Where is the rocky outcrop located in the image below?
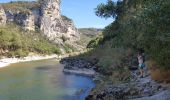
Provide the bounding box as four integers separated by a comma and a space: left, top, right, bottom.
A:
5, 10, 14, 22
40, 0, 80, 45
86, 70, 168, 100
60, 57, 96, 77
14, 11, 35, 31
0, 5, 6, 26
62, 16, 80, 42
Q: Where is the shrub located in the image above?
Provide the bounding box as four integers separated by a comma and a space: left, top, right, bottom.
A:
147, 60, 170, 83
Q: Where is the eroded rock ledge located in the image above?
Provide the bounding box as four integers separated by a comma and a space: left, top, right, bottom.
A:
60, 58, 96, 77
86, 70, 170, 100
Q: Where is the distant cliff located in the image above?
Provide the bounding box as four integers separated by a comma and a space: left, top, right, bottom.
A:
40, 0, 80, 45
0, 0, 82, 53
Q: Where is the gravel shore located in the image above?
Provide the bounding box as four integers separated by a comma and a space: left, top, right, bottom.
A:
0, 54, 62, 68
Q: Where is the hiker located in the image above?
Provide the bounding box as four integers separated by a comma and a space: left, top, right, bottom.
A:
137, 52, 145, 78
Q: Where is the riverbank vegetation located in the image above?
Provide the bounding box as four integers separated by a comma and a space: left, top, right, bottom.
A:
84, 0, 170, 83
0, 23, 61, 58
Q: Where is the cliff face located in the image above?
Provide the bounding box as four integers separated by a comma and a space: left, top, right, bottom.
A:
62, 16, 80, 42
1, 0, 82, 53
14, 11, 35, 31
40, 0, 79, 45
0, 5, 6, 26
5, 10, 36, 31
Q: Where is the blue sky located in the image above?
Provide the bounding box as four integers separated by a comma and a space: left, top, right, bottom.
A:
0, 0, 117, 28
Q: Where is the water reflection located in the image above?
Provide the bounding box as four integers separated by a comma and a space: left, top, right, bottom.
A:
0, 59, 95, 100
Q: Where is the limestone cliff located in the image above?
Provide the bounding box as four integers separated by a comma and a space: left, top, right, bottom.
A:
40, 0, 80, 45
1, 0, 82, 53
14, 11, 35, 31
62, 16, 80, 42
0, 5, 6, 26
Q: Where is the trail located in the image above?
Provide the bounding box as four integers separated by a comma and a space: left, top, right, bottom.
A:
129, 70, 170, 100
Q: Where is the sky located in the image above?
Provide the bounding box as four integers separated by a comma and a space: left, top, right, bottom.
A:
0, 0, 117, 28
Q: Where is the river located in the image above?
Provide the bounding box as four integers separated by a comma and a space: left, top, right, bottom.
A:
0, 59, 95, 100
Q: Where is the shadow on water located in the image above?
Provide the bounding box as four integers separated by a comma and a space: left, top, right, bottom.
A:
36, 66, 53, 70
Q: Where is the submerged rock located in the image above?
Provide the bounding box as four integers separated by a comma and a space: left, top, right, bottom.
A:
63, 68, 95, 77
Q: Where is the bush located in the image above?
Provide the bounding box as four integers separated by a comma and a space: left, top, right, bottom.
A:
87, 36, 103, 48
147, 60, 170, 83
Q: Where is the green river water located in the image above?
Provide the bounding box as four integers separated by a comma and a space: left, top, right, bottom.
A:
0, 59, 95, 100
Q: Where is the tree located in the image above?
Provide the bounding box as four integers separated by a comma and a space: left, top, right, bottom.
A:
95, 0, 123, 19
95, 0, 170, 69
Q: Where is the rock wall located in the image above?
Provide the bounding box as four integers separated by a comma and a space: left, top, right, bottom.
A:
62, 16, 80, 42
14, 11, 35, 31
0, 5, 6, 26
40, 0, 80, 45
5, 10, 14, 22
32, 8, 40, 27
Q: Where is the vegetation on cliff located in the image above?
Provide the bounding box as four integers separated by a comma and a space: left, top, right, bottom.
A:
0, 23, 60, 58
1, 1, 40, 12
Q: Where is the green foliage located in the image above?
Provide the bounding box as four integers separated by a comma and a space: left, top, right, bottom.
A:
0, 23, 61, 57
97, 58, 113, 74
95, 0, 170, 69
1, 1, 40, 14
63, 44, 73, 53
87, 37, 102, 48
61, 15, 72, 22
95, 0, 119, 19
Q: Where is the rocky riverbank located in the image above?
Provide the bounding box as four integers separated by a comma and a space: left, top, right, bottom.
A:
60, 57, 96, 77
60, 57, 170, 100
86, 70, 170, 100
